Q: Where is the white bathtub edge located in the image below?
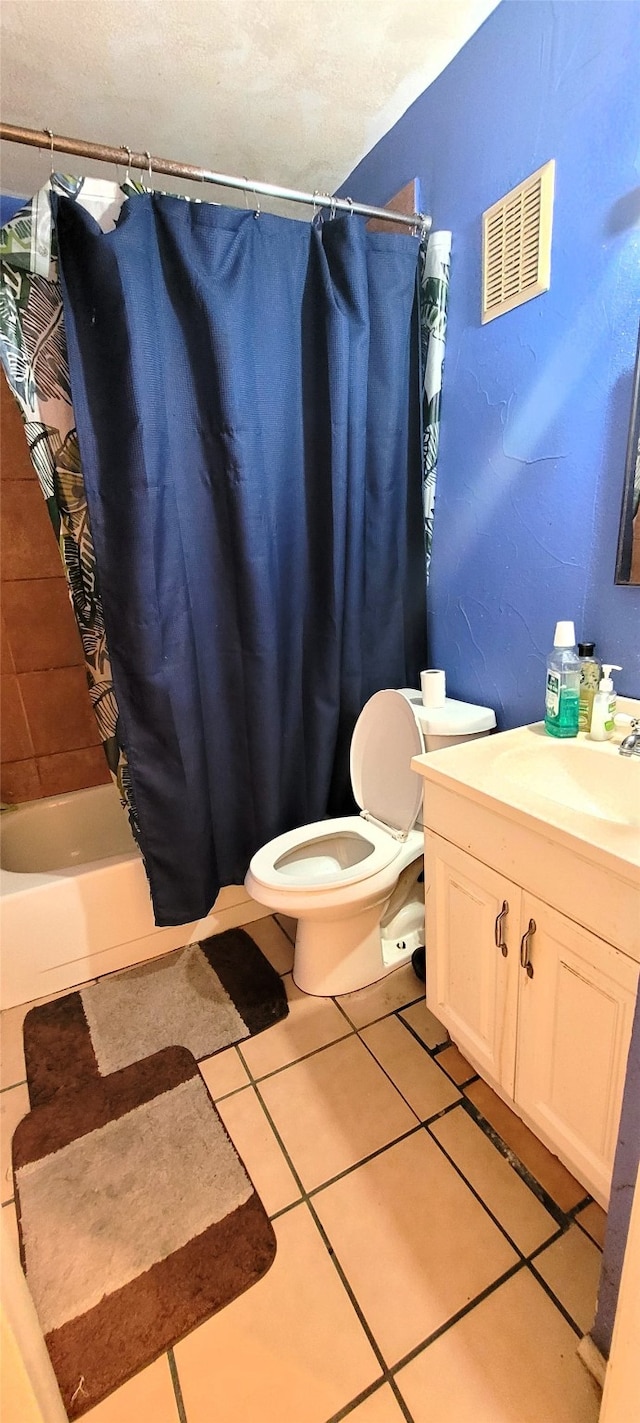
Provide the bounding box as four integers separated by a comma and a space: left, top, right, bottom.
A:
1, 888, 271, 1009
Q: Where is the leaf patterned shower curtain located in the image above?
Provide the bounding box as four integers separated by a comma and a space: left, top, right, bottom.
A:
419, 229, 451, 577
0, 177, 450, 848
0, 175, 141, 833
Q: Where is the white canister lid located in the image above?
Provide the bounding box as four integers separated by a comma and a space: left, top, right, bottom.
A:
413, 697, 496, 737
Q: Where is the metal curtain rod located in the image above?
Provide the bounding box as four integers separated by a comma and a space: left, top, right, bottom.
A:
0, 123, 431, 236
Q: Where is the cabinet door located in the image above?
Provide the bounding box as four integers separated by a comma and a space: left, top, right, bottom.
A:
515, 895, 639, 1206
424, 833, 521, 1094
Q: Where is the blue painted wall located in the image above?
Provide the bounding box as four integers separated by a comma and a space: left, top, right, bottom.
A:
341, 0, 640, 1359
340, 0, 640, 727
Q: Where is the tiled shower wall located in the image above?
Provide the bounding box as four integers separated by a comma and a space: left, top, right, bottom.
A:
0, 374, 110, 801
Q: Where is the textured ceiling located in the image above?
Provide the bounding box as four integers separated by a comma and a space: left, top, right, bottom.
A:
0, 0, 498, 210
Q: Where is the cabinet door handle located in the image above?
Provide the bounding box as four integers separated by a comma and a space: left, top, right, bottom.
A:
520, 918, 536, 978
494, 900, 509, 956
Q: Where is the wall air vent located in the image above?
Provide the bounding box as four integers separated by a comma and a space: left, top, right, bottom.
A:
482, 160, 555, 323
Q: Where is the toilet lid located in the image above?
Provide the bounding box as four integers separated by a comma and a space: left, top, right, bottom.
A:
350, 690, 424, 834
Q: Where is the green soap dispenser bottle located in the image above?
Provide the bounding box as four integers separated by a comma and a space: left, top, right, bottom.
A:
544, 621, 580, 738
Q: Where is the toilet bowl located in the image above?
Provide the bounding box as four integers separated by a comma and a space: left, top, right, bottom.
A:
245, 688, 495, 997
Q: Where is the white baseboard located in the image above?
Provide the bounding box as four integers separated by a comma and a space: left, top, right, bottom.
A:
577, 1333, 606, 1389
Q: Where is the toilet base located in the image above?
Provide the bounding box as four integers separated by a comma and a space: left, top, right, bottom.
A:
292, 902, 424, 998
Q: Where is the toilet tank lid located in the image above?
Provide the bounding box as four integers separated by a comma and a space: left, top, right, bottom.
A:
413, 697, 496, 737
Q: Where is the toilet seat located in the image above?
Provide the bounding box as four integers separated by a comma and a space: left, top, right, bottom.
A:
248, 691, 425, 896
246, 684, 494, 996
247, 814, 402, 893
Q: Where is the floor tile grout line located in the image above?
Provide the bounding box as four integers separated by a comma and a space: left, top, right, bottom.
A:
423, 1119, 556, 1265
332, 996, 361, 1030
236, 1021, 355, 1084
352, 1026, 429, 1126
245, 1043, 481, 1408
572, 1216, 604, 1252
527, 1221, 599, 1274
326, 1376, 415, 1423
209, 1080, 252, 1106
526, 1259, 585, 1338
236, 1013, 558, 1232
250, 1058, 428, 1210
335, 990, 426, 1035
566, 1196, 600, 1226
167, 1347, 188, 1423
267, 1109, 459, 1219
235, 984, 429, 1090
394, 1009, 449, 1057
353, 1022, 481, 1129
458, 1095, 573, 1227
388, 1259, 527, 1379
247, 1077, 394, 1384
303, 1122, 426, 1201
247, 1064, 545, 1409
268, 1194, 303, 1223
0, 1079, 28, 1094
305, 1198, 395, 1383
395, 1019, 482, 1093
386, 1375, 416, 1423
272, 914, 297, 947
566, 1195, 594, 1218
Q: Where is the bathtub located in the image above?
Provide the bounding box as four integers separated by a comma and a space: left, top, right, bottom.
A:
0, 783, 269, 1009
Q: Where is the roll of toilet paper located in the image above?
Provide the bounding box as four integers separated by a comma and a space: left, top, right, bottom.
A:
420, 669, 446, 708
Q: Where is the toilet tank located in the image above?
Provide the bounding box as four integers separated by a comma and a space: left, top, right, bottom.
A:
398, 689, 496, 753
397, 690, 496, 831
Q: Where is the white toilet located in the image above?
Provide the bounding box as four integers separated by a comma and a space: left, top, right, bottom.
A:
245, 688, 495, 996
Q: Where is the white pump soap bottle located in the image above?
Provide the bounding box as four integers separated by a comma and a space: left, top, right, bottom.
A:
589, 664, 622, 741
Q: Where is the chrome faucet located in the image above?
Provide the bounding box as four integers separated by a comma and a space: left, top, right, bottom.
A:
619, 720, 640, 757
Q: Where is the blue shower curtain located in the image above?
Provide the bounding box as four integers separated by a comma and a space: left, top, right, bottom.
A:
54, 194, 424, 926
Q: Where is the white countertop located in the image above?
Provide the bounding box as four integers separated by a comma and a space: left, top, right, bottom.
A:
412, 698, 640, 882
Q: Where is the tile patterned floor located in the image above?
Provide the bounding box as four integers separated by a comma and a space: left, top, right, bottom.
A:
0, 915, 604, 1423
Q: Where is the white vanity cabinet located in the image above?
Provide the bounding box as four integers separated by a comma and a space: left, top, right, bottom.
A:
514, 894, 638, 1206
426, 838, 521, 1095
425, 830, 639, 1207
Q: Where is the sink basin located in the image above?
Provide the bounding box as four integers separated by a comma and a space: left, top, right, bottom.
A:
494, 738, 639, 827
412, 711, 640, 873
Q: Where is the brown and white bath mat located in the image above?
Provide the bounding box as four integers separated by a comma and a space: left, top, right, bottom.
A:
23, 928, 288, 1107
12, 1045, 277, 1418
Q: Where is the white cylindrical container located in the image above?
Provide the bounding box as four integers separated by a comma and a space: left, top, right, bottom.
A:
420, 669, 446, 708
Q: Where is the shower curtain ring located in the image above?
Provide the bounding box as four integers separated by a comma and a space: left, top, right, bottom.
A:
311, 191, 320, 223
121, 145, 132, 185
329, 196, 337, 221
44, 127, 55, 176
252, 185, 261, 218
144, 151, 153, 190
346, 197, 355, 217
